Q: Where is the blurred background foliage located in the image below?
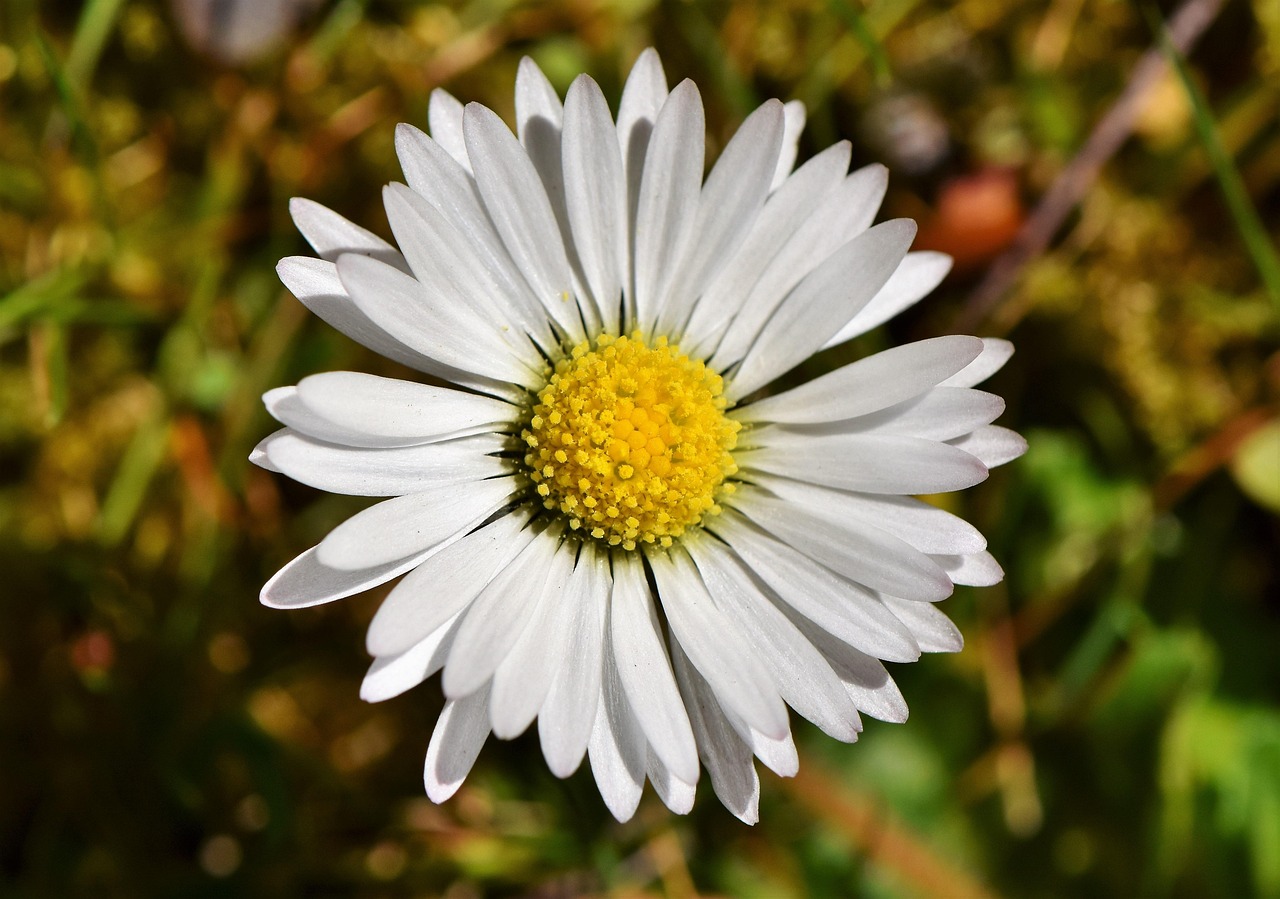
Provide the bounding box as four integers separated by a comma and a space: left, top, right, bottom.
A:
1, 0, 1278, 896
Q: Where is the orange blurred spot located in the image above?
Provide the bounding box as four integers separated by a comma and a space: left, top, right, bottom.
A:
70, 630, 115, 675
171, 415, 235, 524
916, 169, 1024, 272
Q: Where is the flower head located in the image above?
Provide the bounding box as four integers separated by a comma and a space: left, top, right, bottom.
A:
254, 49, 1026, 823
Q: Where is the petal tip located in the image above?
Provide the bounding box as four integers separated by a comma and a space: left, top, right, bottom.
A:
734, 810, 759, 825
424, 776, 462, 804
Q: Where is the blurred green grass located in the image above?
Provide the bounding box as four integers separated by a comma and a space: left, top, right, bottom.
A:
1, 0, 1278, 897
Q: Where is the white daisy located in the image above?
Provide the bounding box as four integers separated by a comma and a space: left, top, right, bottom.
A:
253, 49, 1026, 824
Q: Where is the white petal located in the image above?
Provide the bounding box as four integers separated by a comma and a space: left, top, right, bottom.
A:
289, 198, 406, 271
511, 60, 593, 335
880, 595, 963, 653
741, 431, 989, 496
741, 336, 983, 424
617, 48, 668, 175
264, 386, 412, 449
829, 163, 890, 236
277, 256, 464, 381
396, 117, 478, 207
770, 99, 806, 191
708, 509, 918, 662
317, 476, 516, 570
749, 337, 967, 423
462, 102, 583, 342
428, 88, 470, 172
824, 251, 953, 347
654, 99, 784, 337
394, 125, 556, 340
648, 549, 789, 740
336, 253, 535, 384
727, 219, 917, 399
514, 56, 563, 141
616, 48, 669, 318
750, 476, 986, 556
686, 536, 861, 742
790, 616, 909, 723
942, 338, 1014, 387
647, 750, 697, 815
587, 640, 647, 822
562, 75, 626, 334
949, 426, 1028, 468
609, 553, 699, 784
670, 641, 760, 824
366, 510, 535, 656
257, 428, 507, 497
712, 164, 889, 367
489, 540, 581, 739
295, 371, 514, 445
381, 183, 548, 351
728, 714, 799, 778
360, 613, 462, 702
539, 543, 609, 777
756, 730, 799, 778
632, 80, 704, 332
933, 550, 1005, 587
513, 58, 565, 203
684, 142, 851, 352
248, 440, 278, 472
843, 387, 1005, 441
260, 544, 431, 609
396, 121, 480, 211
441, 531, 561, 700
730, 486, 953, 603
424, 684, 491, 803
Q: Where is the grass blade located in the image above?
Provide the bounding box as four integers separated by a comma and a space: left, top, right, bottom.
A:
1147, 3, 1280, 308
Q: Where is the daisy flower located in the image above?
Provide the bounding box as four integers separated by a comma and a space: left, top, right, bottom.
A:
253, 49, 1026, 823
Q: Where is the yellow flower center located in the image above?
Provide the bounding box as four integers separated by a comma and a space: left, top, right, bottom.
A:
522, 333, 740, 551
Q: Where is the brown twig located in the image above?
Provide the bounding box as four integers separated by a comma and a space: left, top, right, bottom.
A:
784, 761, 1002, 899
954, 0, 1225, 333
1153, 406, 1276, 511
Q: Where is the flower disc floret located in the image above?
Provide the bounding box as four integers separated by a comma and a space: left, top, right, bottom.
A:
523, 333, 740, 550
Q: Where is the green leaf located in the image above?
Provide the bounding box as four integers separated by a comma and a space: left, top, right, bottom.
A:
1230, 420, 1280, 513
